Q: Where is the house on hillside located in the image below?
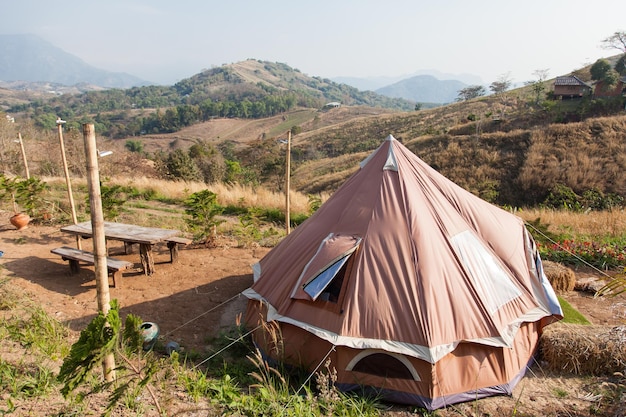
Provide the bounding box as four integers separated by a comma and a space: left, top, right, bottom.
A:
553, 76, 592, 99
593, 75, 626, 98
323, 102, 341, 109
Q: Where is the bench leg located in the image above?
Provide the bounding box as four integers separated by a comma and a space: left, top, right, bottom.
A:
167, 241, 179, 263
139, 243, 154, 276
111, 270, 122, 288
67, 259, 80, 275
124, 242, 135, 254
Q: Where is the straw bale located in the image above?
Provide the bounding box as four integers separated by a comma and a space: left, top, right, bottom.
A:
540, 323, 626, 375
542, 260, 576, 292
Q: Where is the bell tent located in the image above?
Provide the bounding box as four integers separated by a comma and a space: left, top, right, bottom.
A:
243, 134, 562, 410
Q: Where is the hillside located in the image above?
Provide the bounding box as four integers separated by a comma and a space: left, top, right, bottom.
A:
2, 55, 626, 209
5, 59, 414, 137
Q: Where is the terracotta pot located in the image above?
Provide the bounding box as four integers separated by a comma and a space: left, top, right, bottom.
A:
10, 212, 30, 230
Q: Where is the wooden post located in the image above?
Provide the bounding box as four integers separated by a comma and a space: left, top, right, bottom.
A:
16, 132, 29, 179
82, 123, 115, 382
57, 119, 81, 249
285, 130, 291, 235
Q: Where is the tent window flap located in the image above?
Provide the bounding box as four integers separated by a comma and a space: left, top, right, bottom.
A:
292, 233, 361, 301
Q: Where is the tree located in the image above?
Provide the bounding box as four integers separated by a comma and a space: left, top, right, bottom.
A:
525, 69, 550, 105
456, 85, 486, 101
489, 73, 512, 96
600, 31, 626, 53
125, 139, 144, 153
164, 149, 202, 182
590, 58, 620, 88
615, 55, 626, 75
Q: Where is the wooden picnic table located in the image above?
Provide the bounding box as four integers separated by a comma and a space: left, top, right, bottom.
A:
60, 221, 183, 275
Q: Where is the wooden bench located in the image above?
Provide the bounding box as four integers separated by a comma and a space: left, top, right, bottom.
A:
51, 246, 134, 288
166, 237, 192, 263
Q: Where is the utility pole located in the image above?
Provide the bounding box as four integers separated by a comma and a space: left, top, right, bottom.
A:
83, 123, 115, 382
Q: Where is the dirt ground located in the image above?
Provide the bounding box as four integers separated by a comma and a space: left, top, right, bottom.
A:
0, 214, 270, 354
1, 213, 625, 416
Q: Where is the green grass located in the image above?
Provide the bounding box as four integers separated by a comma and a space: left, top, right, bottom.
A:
558, 296, 591, 325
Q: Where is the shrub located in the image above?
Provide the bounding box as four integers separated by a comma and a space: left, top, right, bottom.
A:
184, 190, 224, 243
543, 184, 582, 211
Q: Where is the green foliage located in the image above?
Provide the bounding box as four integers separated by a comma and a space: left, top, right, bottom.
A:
4, 306, 71, 360
9, 60, 412, 139
543, 184, 583, 211
162, 149, 203, 182
597, 265, 626, 296
590, 59, 615, 82
222, 350, 382, 416
477, 179, 499, 203
58, 300, 162, 416
0, 175, 48, 216
58, 300, 123, 398
99, 183, 127, 220
580, 189, 625, 210
184, 190, 225, 242
234, 208, 264, 245
538, 237, 626, 270
542, 184, 625, 212
308, 194, 322, 214
124, 139, 144, 153
615, 55, 626, 75
0, 359, 57, 398
525, 217, 564, 246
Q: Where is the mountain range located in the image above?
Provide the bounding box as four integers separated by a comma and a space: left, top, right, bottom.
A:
0, 34, 148, 88
0, 34, 476, 104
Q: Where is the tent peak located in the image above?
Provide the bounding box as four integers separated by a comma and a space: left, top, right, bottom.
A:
385, 134, 396, 142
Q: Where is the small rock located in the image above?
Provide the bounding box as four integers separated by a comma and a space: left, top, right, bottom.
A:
574, 277, 605, 294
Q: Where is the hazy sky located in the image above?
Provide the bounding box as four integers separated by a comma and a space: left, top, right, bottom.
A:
1, 0, 624, 86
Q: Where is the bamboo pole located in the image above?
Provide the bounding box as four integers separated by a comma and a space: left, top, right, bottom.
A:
285, 130, 291, 235
83, 123, 115, 382
57, 118, 81, 249
16, 132, 29, 179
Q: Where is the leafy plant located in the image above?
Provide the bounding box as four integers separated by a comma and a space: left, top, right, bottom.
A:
58, 300, 163, 416
0, 174, 48, 216
184, 189, 225, 243
597, 268, 626, 297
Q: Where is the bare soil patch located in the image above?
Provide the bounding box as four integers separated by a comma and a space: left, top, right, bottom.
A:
1, 213, 625, 416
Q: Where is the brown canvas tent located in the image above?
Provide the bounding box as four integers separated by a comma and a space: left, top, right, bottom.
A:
243, 135, 562, 410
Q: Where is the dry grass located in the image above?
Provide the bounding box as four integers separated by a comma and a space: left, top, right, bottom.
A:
541, 323, 626, 375
517, 207, 626, 238
43, 175, 315, 215
543, 260, 576, 292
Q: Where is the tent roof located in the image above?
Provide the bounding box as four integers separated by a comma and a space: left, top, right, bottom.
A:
245, 135, 561, 363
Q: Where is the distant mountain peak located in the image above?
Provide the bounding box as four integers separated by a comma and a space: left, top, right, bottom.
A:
0, 33, 149, 88
374, 75, 467, 104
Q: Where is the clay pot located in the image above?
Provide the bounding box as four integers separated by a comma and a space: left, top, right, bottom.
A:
10, 212, 30, 230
